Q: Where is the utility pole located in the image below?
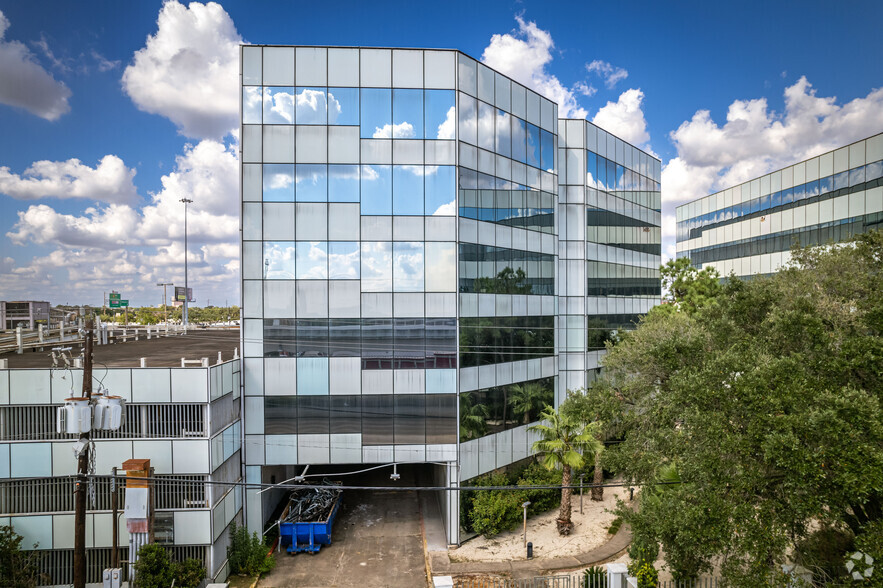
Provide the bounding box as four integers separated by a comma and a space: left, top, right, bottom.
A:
180, 197, 193, 329
73, 317, 93, 588
111, 466, 119, 569
156, 282, 173, 328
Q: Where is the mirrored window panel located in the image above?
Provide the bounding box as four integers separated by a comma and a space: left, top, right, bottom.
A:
361, 88, 392, 139
295, 241, 328, 279
425, 90, 455, 140
526, 123, 540, 168
327, 87, 359, 126
393, 242, 424, 292
392, 89, 423, 139
329, 320, 360, 357
360, 241, 393, 291
393, 165, 424, 215
361, 318, 393, 369
263, 242, 296, 279
459, 316, 554, 368
295, 87, 328, 124
496, 110, 511, 158
328, 241, 360, 279
328, 164, 360, 202
296, 164, 327, 202
263, 87, 295, 124
540, 129, 554, 171
263, 319, 296, 357
458, 93, 477, 145
265, 396, 297, 434
361, 165, 392, 214
425, 165, 456, 215
243, 87, 263, 123
263, 164, 295, 201
458, 377, 553, 441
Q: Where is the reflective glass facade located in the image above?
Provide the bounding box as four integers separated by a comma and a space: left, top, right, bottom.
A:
676, 133, 883, 277
240, 46, 661, 544
558, 119, 662, 394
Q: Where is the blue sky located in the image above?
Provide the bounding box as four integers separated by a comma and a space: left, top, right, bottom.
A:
0, 0, 881, 306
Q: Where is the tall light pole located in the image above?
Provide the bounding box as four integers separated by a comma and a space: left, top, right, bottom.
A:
180, 198, 193, 329
156, 282, 172, 328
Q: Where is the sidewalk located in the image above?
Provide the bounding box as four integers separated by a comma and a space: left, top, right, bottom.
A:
428, 523, 631, 580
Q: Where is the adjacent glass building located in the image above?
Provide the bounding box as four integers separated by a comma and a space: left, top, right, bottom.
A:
239, 45, 661, 545
676, 133, 883, 277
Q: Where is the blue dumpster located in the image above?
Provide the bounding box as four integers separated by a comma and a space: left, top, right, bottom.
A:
279, 491, 341, 554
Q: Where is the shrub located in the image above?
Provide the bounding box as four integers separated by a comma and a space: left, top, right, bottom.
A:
607, 517, 623, 535
627, 531, 659, 572
469, 484, 526, 537
461, 472, 510, 534
133, 544, 206, 588
228, 521, 275, 576
517, 461, 561, 515
174, 558, 206, 588
133, 544, 175, 588
634, 562, 658, 588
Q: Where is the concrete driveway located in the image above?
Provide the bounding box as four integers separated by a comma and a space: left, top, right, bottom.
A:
258, 487, 428, 588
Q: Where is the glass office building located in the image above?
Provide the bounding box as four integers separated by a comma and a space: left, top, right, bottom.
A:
239, 45, 660, 544
676, 133, 883, 277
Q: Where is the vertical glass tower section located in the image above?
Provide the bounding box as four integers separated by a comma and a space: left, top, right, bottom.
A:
455, 55, 559, 483
558, 119, 661, 393
239, 46, 558, 544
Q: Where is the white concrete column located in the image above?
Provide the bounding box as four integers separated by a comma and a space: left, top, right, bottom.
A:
607, 563, 629, 588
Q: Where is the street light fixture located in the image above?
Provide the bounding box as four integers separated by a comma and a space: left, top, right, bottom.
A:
156, 282, 172, 329
180, 198, 193, 328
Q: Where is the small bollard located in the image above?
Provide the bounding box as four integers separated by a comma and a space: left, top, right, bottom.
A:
526, 542, 533, 559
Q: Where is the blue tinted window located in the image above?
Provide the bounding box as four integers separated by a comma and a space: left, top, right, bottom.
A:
866, 161, 883, 182
425, 90, 455, 140
597, 157, 607, 191
328, 165, 360, 202
295, 87, 327, 125
526, 123, 540, 168
496, 110, 511, 158
425, 166, 456, 216
771, 190, 782, 208
849, 165, 866, 187
793, 183, 805, 202
805, 180, 819, 199
760, 193, 770, 211
783, 187, 793, 205
360, 88, 391, 139
361, 165, 392, 214
586, 152, 597, 189
392, 89, 423, 139
615, 164, 625, 192
327, 87, 359, 126
511, 118, 527, 163
296, 164, 327, 202
263, 164, 295, 201
393, 165, 424, 215
540, 130, 554, 171
750, 197, 760, 214
833, 171, 849, 190
819, 175, 833, 195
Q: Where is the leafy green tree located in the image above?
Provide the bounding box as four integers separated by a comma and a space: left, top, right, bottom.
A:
173, 558, 206, 588
529, 405, 602, 535
0, 525, 43, 588
474, 266, 533, 294
508, 381, 549, 424
659, 256, 722, 313
602, 232, 883, 585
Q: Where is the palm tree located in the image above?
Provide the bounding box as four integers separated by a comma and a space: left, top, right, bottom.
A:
529, 406, 603, 535
459, 392, 489, 441
508, 381, 549, 424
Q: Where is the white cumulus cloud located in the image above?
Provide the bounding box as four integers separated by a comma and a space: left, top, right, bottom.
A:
586, 60, 628, 89
663, 76, 883, 209
592, 89, 651, 147
481, 15, 587, 119
122, 1, 242, 139
372, 121, 416, 139
0, 10, 71, 120
0, 155, 138, 204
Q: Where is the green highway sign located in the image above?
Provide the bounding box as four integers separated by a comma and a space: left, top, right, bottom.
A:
120, 300, 129, 307
109, 301, 120, 308
109, 293, 121, 300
